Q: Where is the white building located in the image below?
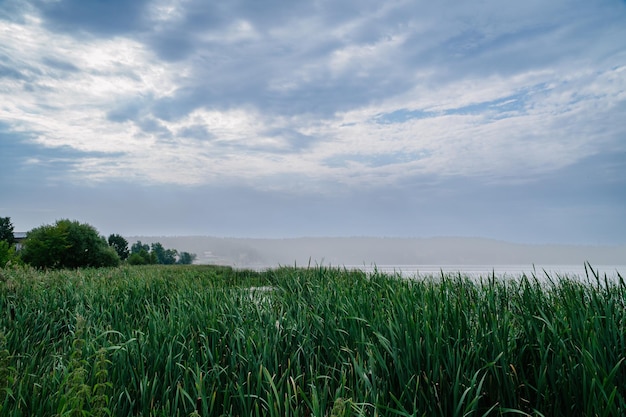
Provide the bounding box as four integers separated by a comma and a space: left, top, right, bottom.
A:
14, 232, 27, 251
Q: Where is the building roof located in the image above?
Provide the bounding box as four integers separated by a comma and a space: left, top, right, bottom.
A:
14, 232, 27, 240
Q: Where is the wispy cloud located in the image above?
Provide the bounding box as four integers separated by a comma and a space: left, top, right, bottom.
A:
2, 0, 624, 190
1, 0, 625, 243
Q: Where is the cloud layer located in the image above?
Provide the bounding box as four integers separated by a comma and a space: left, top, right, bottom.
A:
1, 0, 625, 244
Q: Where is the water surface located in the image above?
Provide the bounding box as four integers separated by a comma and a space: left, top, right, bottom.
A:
341, 264, 626, 280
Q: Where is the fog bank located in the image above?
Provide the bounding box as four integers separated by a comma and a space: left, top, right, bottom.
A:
126, 236, 626, 268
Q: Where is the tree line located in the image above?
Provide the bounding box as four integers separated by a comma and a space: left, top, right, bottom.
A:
0, 216, 196, 269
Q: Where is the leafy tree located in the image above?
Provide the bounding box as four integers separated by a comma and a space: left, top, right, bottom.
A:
150, 242, 178, 265
20, 223, 68, 269
142, 249, 157, 264
128, 247, 156, 265
0, 241, 10, 267
0, 241, 19, 267
150, 242, 166, 264
128, 252, 147, 265
20, 219, 120, 269
128, 240, 193, 266
0, 217, 16, 245
131, 241, 150, 254
164, 249, 178, 265
108, 234, 129, 260
177, 251, 197, 265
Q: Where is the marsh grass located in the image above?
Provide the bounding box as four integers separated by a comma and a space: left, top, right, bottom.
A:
0, 263, 624, 416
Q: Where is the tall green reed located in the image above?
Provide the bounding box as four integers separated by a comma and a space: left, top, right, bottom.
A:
0, 264, 623, 416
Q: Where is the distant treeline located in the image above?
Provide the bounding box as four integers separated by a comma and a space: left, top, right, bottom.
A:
127, 235, 626, 268
0, 216, 196, 269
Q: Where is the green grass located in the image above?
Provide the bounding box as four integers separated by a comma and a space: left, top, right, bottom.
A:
0, 263, 624, 416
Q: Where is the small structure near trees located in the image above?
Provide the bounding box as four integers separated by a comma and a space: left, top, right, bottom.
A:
13, 232, 26, 251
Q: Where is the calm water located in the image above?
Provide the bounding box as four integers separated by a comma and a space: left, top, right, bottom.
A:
342, 264, 626, 280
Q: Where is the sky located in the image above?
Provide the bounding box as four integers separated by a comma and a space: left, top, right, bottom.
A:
1, 0, 625, 245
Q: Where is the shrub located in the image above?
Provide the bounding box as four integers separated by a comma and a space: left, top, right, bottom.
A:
108, 234, 129, 260
177, 251, 197, 265
20, 219, 120, 269
0, 241, 17, 268
0, 217, 16, 245
128, 252, 147, 265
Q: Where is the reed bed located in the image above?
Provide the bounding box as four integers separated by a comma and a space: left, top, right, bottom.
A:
0, 264, 624, 416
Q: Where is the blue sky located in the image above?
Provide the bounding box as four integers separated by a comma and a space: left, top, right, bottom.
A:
1, 0, 625, 244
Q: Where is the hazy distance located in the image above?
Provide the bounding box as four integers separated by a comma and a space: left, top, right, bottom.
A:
128, 236, 626, 269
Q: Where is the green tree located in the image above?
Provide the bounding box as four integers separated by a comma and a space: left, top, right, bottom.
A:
128, 247, 156, 265
0, 241, 19, 267
128, 252, 147, 265
142, 249, 157, 264
163, 248, 178, 265
108, 234, 129, 260
150, 242, 178, 264
20, 223, 68, 269
150, 242, 166, 264
130, 241, 150, 254
177, 251, 197, 265
128, 240, 189, 266
20, 220, 120, 269
0, 217, 16, 245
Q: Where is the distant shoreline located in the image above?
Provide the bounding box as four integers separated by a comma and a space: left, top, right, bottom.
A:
125, 236, 626, 268
317, 263, 626, 279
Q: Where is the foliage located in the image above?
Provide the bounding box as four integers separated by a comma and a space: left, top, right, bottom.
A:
129, 241, 156, 265
177, 251, 196, 265
107, 234, 129, 260
20, 219, 120, 269
0, 217, 15, 245
150, 242, 177, 265
0, 264, 624, 416
127, 250, 152, 265
130, 241, 150, 255
129, 240, 194, 265
127, 253, 144, 265
0, 241, 18, 268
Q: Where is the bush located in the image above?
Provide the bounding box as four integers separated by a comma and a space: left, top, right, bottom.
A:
108, 234, 129, 260
0, 217, 16, 245
128, 241, 193, 266
128, 252, 147, 265
20, 219, 120, 269
95, 245, 122, 268
0, 241, 18, 268
177, 251, 197, 265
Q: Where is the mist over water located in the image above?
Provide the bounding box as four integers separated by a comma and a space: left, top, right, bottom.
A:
344, 264, 626, 280
128, 236, 626, 277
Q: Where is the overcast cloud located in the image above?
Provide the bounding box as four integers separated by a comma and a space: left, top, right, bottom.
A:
1, 0, 625, 244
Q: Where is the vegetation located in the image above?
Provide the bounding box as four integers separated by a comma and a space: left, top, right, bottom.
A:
0, 241, 19, 268
0, 264, 624, 416
129, 240, 196, 265
0, 218, 18, 267
0, 217, 15, 245
0, 216, 195, 269
108, 234, 130, 261
19, 219, 120, 269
